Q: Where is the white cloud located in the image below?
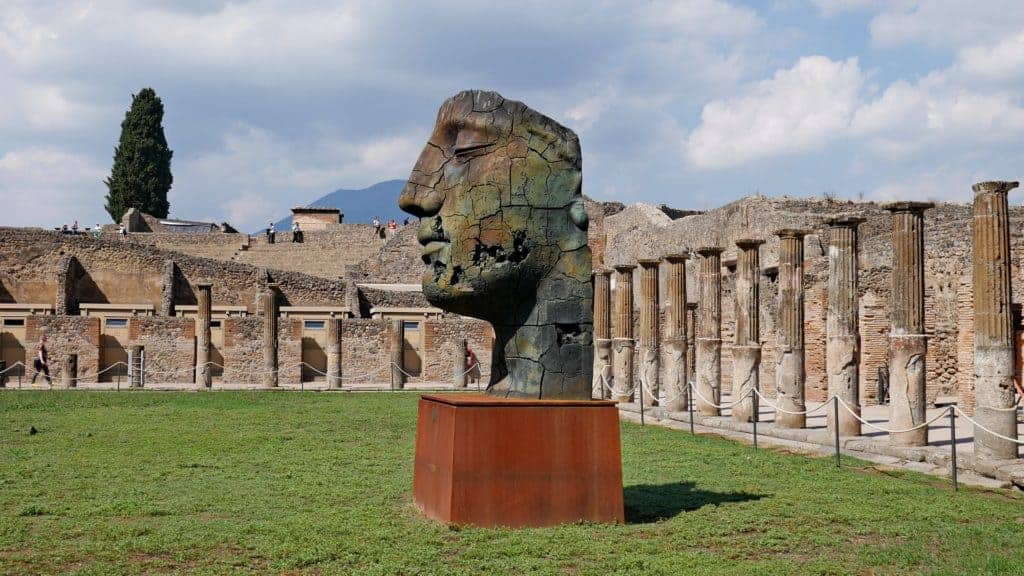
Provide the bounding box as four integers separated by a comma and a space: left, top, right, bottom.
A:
175, 124, 424, 231
636, 0, 763, 37
0, 147, 107, 227
955, 30, 1024, 81
868, 166, 977, 203
685, 56, 863, 169
869, 1, 1024, 50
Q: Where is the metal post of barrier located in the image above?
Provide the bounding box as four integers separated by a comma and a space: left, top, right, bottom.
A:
688, 380, 695, 435
751, 387, 758, 451
834, 396, 841, 468
141, 350, 146, 389
949, 406, 958, 492
638, 378, 645, 426
116, 369, 121, 391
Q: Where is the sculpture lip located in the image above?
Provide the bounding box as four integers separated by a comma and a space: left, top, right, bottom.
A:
423, 240, 448, 258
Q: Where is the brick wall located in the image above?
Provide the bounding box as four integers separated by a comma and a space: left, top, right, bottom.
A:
129, 316, 195, 383
24, 315, 101, 382
421, 317, 493, 384
222, 318, 265, 385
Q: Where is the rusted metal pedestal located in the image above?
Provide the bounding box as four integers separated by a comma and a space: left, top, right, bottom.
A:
413, 394, 624, 528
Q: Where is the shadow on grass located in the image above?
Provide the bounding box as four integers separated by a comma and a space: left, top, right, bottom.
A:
624, 481, 767, 524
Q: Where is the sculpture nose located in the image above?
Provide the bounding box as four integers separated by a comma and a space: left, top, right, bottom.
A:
399, 180, 443, 218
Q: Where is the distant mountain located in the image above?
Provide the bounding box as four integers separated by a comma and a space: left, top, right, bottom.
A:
265, 179, 409, 233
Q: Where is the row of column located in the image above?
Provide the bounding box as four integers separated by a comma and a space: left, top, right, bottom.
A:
594, 181, 1019, 460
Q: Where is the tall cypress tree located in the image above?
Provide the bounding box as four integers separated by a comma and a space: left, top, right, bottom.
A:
104, 88, 173, 222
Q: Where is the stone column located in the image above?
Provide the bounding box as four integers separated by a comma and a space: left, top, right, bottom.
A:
972, 181, 1020, 460
695, 247, 723, 416
663, 254, 689, 411
733, 239, 764, 422
454, 337, 468, 388
593, 269, 613, 399
390, 319, 406, 389
638, 259, 660, 407
826, 216, 866, 437
258, 284, 279, 388
326, 317, 342, 389
129, 345, 144, 388
612, 265, 636, 403
775, 230, 809, 429
195, 282, 212, 388
882, 202, 933, 446
63, 353, 77, 389
686, 302, 697, 388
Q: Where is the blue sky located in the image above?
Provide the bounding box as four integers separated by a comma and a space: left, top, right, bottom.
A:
4, 0, 1024, 231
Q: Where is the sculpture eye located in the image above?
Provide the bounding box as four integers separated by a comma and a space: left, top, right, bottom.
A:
453, 142, 492, 157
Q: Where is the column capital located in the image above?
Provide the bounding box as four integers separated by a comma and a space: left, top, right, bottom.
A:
696, 246, 723, 257
613, 264, 636, 274
774, 228, 811, 239
592, 268, 613, 278
637, 258, 661, 268
663, 252, 689, 263
735, 238, 765, 250
196, 281, 213, 289
824, 213, 867, 228
972, 180, 1019, 195
881, 201, 934, 214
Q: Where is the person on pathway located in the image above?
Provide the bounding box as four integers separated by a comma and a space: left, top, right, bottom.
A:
466, 346, 481, 387
291, 220, 303, 243
877, 363, 889, 405
372, 216, 382, 238
118, 224, 127, 241
387, 219, 397, 238
29, 332, 51, 386
267, 221, 276, 244
93, 223, 102, 239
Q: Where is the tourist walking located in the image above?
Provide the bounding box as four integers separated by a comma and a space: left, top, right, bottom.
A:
267, 221, 276, 244
466, 345, 481, 387
29, 332, 51, 386
93, 223, 102, 239
372, 216, 382, 238
387, 219, 398, 238
118, 224, 127, 241
291, 220, 303, 243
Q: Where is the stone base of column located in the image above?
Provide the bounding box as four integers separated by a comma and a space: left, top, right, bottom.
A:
611, 339, 634, 403
196, 362, 211, 389
639, 346, 659, 407
775, 348, 805, 428
593, 339, 613, 400
827, 334, 861, 437
974, 346, 1019, 460
889, 334, 927, 446
731, 344, 760, 423
662, 339, 688, 412
696, 338, 721, 417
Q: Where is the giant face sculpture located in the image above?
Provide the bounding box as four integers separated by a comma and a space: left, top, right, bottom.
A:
399, 90, 593, 399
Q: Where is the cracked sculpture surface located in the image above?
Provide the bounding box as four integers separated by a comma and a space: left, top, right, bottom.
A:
399, 90, 593, 399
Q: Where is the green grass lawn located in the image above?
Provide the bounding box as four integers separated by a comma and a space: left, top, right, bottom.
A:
1, 392, 1022, 576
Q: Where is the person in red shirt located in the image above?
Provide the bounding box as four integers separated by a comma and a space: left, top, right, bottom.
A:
465, 345, 481, 387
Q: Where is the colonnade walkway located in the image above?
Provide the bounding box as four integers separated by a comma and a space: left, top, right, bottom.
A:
617, 390, 1024, 488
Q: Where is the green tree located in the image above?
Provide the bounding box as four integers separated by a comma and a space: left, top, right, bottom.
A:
104, 88, 173, 222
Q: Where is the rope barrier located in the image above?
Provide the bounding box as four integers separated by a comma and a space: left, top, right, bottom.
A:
953, 406, 1024, 445
0, 361, 26, 375
752, 388, 831, 416
691, 382, 748, 410
833, 396, 949, 434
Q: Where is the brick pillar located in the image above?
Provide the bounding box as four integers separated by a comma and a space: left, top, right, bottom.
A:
390, 319, 406, 389
453, 337, 468, 388
663, 253, 689, 411
195, 282, 212, 388
129, 345, 143, 388
883, 202, 933, 446
258, 284, 279, 388
696, 247, 723, 416
612, 264, 636, 403
972, 181, 1020, 460
826, 216, 865, 437
63, 353, 78, 389
733, 239, 764, 422
775, 229, 809, 428
327, 317, 342, 389
638, 259, 660, 407
592, 269, 613, 399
